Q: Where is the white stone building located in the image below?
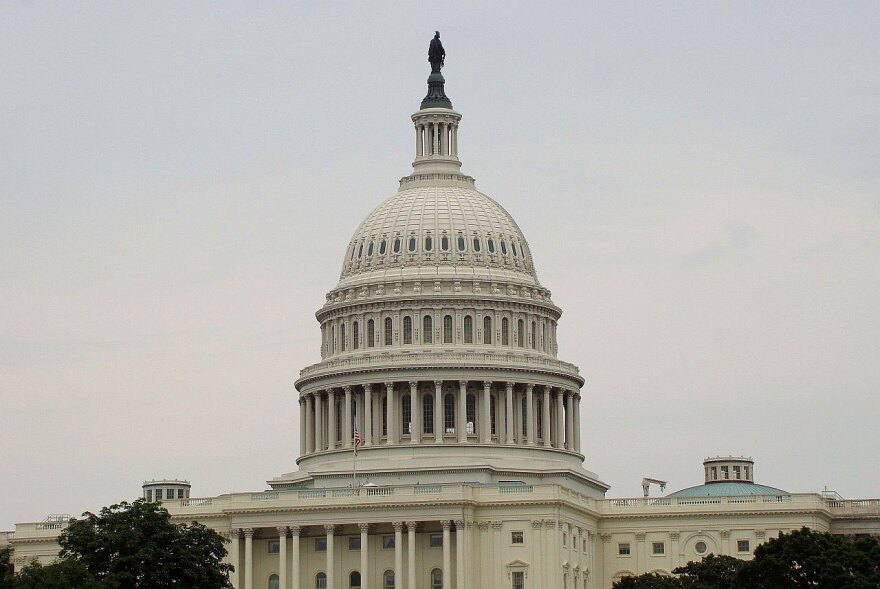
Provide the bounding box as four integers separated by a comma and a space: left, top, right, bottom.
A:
7, 42, 880, 589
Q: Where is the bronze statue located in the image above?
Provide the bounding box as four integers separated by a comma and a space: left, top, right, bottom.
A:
428, 31, 445, 73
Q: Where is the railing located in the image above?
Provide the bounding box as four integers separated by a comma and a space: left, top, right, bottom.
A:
35, 523, 65, 530
414, 486, 443, 494
251, 493, 279, 501
499, 485, 534, 494
828, 499, 880, 509
600, 495, 794, 509
180, 498, 212, 507
0, 531, 14, 541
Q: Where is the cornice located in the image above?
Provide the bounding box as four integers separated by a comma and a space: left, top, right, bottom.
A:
318, 294, 560, 321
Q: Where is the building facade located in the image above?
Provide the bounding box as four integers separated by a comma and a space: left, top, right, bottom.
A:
7, 44, 880, 589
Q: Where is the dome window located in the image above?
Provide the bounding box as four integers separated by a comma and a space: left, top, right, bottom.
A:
425, 236, 433, 252
500, 240, 507, 255
441, 235, 450, 251
393, 238, 401, 254
472, 237, 481, 252
379, 240, 387, 255
511, 242, 518, 257
367, 241, 374, 256
457, 236, 466, 252
408, 236, 417, 252
487, 238, 495, 253
357, 243, 363, 258
350, 246, 357, 261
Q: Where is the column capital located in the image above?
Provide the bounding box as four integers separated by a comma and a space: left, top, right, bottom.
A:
543, 520, 557, 529
454, 519, 465, 529
324, 524, 337, 534
276, 526, 288, 537
441, 520, 453, 531
531, 520, 543, 529
478, 521, 490, 530
434, 379, 443, 388
385, 381, 395, 389
669, 531, 681, 540
343, 385, 352, 394
405, 521, 418, 530
720, 530, 730, 539
230, 528, 241, 538
364, 383, 372, 392
358, 523, 371, 533
600, 533, 612, 542
409, 381, 418, 389
483, 381, 492, 388
491, 521, 503, 530
290, 525, 302, 536
243, 527, 255, 538
458, 380, 468, 387
635, 532, 646, 541
526, 383, 534, 392
328, 387, 337, 396
392, 521, 404, 532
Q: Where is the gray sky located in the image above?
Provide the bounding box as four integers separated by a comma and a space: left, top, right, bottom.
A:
2, 2, 879, 530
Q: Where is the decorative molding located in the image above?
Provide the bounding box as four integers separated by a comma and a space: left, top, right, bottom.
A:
531, 520, 544, 529
441, 520, 452, 531
669, 531, 681, 540
405, 521, 418, 531
290, 525, 302, 536
599, 533, 612, 542
230, 528, 241, 539
754, 529, 766, 539
720, 530, 730, 539
324, 524, 337, 534
392, 521, 404, 532
478, 521, 490, 530
243, 528, 255, 538
454, 519, 465, 529
635, 532, 646, 541
276, 526, 288, 536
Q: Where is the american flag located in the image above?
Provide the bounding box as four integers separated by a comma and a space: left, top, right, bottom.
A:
353, 427, 362, 456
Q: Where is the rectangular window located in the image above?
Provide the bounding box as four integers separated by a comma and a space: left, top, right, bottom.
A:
512, 571, 525, 589
268, 540, 280, 554
618, 543, 631, 556
155, 489, 163, 501
177, 489, 184, 499
733, 465, 741, 479
349, 536, 361, 550
652, 542, 665, 555
562, 533, 567, 548
511, 531, 524, 545
737, 540, 750, 553
315, 538, 327, 552
429, 533, 443, 548
583, 538, 588, 553
146, 490, 152, 502
382, 535, 395, 549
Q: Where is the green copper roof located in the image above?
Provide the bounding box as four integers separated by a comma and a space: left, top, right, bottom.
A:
668, 482, 789, 497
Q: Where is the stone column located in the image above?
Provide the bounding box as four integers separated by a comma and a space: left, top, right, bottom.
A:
442, 521, 452, 589
325, 524, 336, 589
481, 382, 492, 443
229, 528, 240, 589
344, 386, 353, 448
574, 393, 581, 453
720, 530, 730, 555
409, 381, 420, 444
555, 390, 565, 449
359, 524, 370, 589
530, 521, 543, 586
305, 395, 314, 454
364, 384, 373, 447
457, 380, 468, 442
525, 384, 535, 445
505, 382, 514, 445
570, 526, 578, 585
407, 522, 417, 589
277, 527, 288, 589
479, 522, 490, 589
565, 390, 574, 450
291, 526, 302, 589
455, 520, 465, 589
299, 399, 306, 456
315, 391, 324, 451
415, 125, 422, 157
635, 532, 646, 575
328, 388, 337, 450
542, 387, 552, 448
385, 382, 396, 445
393, 522, 404, 588
434, 380, 444, 443
669, 532, 680, 571
243, 528, 254, 589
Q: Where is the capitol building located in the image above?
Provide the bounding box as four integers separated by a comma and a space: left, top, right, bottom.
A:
6, 39, 880, 589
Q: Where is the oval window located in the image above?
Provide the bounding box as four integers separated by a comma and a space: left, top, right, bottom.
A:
457, 236, 466, 251
425, 236, 433, 251
441, 235, 449, 251
379, 240, 387, 255
695, 541, 707, 555
472, 237, 481, 252
367, 241, 374, 256
487, 238, 495, 253
408, 236, 417, 252
357, 243, 363, 258
511, 242, 518, 256
500, 240, 507, 255
393, 238, 401, 253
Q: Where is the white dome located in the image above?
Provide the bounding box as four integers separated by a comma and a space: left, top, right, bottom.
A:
338, 185, 539, 288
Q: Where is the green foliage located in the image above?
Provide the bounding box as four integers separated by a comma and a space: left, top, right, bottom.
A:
673, 553, 746, 589
0, 548, 14, 589
612, 572, 682, 589
12, 560, 102, 589
57, 499, 233, 589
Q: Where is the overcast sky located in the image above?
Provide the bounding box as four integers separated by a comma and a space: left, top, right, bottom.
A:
2, 2, 879, 530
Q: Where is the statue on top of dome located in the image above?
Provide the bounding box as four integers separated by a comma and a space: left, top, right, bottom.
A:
429, 31, 445, 73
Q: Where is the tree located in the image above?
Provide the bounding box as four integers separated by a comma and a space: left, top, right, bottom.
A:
12, 560, 102, 589
57, 499, 233, 589
612, 572, 682, 589
673, 553, 746, 589
0, 548, 14, 589
738, 527, 880, 589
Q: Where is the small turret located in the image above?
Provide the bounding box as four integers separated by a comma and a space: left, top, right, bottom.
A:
143, 479, 191, 503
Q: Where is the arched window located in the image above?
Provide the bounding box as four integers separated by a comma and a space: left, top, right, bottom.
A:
501, 317, 509, 345
425, 235, 433, 251
316, 573, 327, 589
393, 238, 401, 253
408, 236, 417, 252
521, 395, 528, 438
490, 395, 497, 435
384, 317, 393, 346
431, 569, 443, 589
379, 240, 387, 255
487, 238, 495, 253
542, 323, 548, 351
531, 321, 537, 349
383, 570, 395, 589
269, 574, 279, 589
336, 400, 343, 442
350, 245, 356, 261
367, 319, 375, 348
466, 393, 476, 434
463, 315, 473, 343
367, 241, 374, 257
402, 395, 412, 434
352, 321, 359, 350
350, 571, 361, 588
341, 323, 346, 351
483, 316, 492, 344
443, 315, 453, 343
357, 243, 363, 258
444, 393, 455, 433
423, 315, 433, 343
331, 324, 335, 353
403, 316, 413, 344
472, 237, 481, 252
423, 394, 434, 434
537, 398, 543, 439
511, 242, 518, 257
382, 396, 388, 436
517, 319, 524, 348
500, 240, 507, 255
457, 235, 466, 251
441, 235, 450, 251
